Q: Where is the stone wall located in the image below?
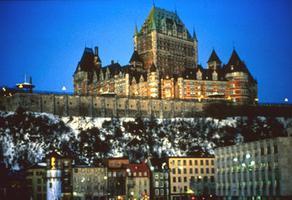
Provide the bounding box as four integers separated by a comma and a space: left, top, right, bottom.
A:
0, 93, 206, 118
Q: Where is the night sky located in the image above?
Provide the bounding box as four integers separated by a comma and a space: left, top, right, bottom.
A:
0, 0, 292, 103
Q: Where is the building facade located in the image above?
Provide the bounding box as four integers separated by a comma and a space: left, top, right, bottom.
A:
148, 158, 170, 200
215, 137, 292, 200
73, 6, 257, 104
106, 157, 130, 200
72, 166, 107, 200
126, 162, 150, 199
168, 157, 216, 200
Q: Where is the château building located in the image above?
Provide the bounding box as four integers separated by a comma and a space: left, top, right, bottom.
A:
73, 6, 257, 104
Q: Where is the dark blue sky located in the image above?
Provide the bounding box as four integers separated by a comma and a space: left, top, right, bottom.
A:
1, 0, 292, 103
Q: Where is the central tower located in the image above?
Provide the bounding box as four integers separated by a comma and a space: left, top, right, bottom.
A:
134, 6, 198, 75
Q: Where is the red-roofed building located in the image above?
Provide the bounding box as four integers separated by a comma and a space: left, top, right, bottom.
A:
126, 162, 150, 199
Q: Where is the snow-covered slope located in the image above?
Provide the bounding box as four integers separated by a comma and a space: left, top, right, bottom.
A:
0, 110, 291, 170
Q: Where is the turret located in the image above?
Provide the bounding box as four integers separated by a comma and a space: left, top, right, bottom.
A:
224, 49, 255, 104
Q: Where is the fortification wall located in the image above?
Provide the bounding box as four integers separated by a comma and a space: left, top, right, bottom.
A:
0, 93, 206, 118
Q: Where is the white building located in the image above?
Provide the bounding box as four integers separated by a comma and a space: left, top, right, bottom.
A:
215, 136, 292, 200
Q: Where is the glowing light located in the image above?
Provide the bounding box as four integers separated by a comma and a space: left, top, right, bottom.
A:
2, 87, 6, 92
51, 157, 56, 169
19, 84, 23, 89
233, 157, 238, 162
250, 161, 255, 166
246, 153, 251, 159
284, 98, 288, 102
62, 86, 67, 91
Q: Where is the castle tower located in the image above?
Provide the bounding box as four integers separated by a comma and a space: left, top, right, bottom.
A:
46, 151, 62, 200
135, 6, 197, 75
224, 49, 257, 104
73, 47, 102, 95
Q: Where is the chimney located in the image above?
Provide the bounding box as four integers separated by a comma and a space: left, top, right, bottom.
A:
94, 46, 99, 56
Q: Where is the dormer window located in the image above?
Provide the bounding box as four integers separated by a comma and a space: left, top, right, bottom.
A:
231, 65, 234, 71
197, 70, 202, 80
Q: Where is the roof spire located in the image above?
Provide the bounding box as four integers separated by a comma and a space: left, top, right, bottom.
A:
152, 0, 155, 7
193, 27, 198, 41
134, 23, 138, 35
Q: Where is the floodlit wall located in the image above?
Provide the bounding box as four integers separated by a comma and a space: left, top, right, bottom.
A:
0, 93, 206, 118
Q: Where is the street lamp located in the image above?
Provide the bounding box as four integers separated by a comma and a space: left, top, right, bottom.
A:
103, 176, 108, 200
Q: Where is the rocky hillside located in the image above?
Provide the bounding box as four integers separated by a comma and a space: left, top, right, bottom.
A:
0, 108, 291, 170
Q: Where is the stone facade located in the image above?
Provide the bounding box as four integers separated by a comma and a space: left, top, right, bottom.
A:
73, 7, 257, 105
0, 93, 206, 118
215, 137, 292, 199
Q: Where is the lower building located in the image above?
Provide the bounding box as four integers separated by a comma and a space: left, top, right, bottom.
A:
126, 162, 150, 199
215, 136, 292, 200
148, 158, 170, 200
168, 156, 216, 200
72, 166, 107, 200
25, 165, 46, 200
106, 157, 130, 200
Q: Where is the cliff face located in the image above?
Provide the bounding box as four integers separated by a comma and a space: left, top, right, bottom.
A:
0, 110, 291, 171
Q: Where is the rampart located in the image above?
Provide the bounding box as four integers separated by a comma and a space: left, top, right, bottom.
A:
2, 93, 291, 118
0, 93, 207, 118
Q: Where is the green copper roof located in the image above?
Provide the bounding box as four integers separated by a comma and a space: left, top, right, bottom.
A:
139, 6, 193, 40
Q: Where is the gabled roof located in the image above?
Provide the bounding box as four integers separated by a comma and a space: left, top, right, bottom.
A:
207, 49, 222, 64
101, 62, 121, 78
129, 50, 143, 64
149, 63, 157, 72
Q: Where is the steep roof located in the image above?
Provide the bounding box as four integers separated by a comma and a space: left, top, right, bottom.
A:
78, 48, 95, 72
225, 50, 249, 73
207, 49, 222, 64
149, 63, 157, 72
140, 6, 192, 40
129, 50, 143, 63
